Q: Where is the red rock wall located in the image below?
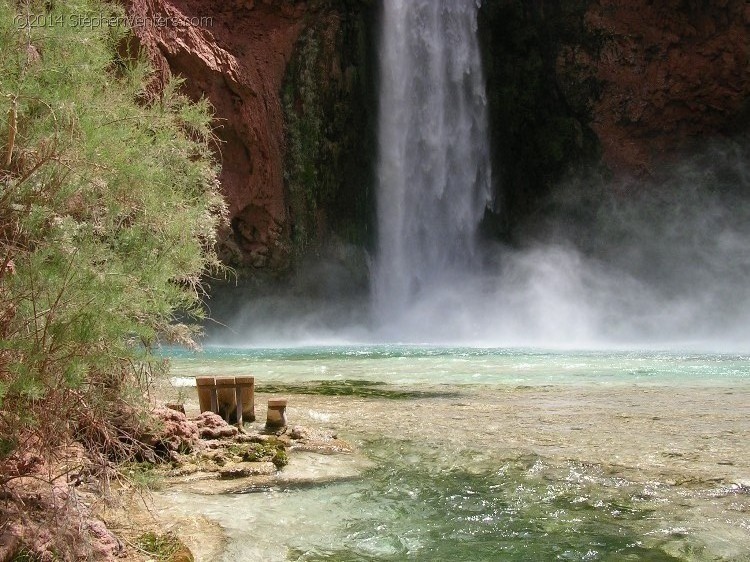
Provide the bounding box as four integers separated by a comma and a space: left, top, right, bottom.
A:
125, 0, 308, 269
559, 0, 750, 174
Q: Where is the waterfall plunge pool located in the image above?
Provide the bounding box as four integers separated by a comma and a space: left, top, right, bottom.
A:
156, 345, 750, 561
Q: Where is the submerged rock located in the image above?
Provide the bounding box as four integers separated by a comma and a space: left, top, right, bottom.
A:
219, 461, 277, 479
289, 425, 310, 440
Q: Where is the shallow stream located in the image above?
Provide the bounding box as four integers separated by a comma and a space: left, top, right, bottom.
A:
159, 346, 750, 561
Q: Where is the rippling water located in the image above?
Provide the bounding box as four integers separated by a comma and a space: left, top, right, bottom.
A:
160, 346, 750, 561
167, 345, 750, 387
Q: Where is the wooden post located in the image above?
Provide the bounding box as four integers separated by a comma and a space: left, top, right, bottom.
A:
210, 387, 219, 414
235, 384, 243, 426
235, 376, 255, 423
266, 398, 288, 430
195, 375, 256, 428
195, 376, 215, 413
214, 376, 236, 422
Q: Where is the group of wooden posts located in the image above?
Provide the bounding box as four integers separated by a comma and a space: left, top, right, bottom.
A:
195, 376, 287, 429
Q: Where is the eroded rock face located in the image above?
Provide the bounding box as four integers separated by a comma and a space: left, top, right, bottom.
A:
125, 0, 307, 270
479, 0, 749, 233
127, 0, 749, 264
560, 0, 750, 174
124, 0, 375, 272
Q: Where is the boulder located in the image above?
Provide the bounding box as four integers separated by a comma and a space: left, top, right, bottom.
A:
149, 407, 199, 454
194, 411, 239, 439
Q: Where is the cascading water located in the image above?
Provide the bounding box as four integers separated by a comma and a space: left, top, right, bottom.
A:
210, 0, 750, 350
373, 0, 492, 337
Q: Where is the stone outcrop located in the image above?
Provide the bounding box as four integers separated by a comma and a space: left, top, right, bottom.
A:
195, 410, 239, 439
147, 406, 200, 453
163, 420, 352, 483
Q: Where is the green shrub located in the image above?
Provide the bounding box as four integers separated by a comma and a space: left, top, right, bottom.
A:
0, 0, 225, 475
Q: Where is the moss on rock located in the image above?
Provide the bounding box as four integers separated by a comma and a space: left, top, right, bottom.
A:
136, 532, 194, 562
281, 1, 377, 259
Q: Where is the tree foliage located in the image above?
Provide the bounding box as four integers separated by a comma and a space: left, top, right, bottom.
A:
0, 0, 226, 475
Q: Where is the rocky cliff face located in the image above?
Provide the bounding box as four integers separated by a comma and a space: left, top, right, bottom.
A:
480, 0, 750, 236
126, 0, 748, 268
125, 0, 375, 272
561, 0, 750, 175
280, 2, 377, 260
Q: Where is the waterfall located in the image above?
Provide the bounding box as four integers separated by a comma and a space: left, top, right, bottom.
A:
373, 0, 492, 336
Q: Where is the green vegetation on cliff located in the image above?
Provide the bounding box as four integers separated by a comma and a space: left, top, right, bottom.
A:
282, 2, 376, 257
0, 0, 224, 541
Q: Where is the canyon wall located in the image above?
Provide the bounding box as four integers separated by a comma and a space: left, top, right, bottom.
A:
126, 0, 749, 269
569, 0, 750, 175
281, 2, 377, 261
480, 0, 750, 235
125, 0, 375, 273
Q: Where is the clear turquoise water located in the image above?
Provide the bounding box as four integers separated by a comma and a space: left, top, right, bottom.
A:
162, 346, 750, 561
162, 444, 722, 561
166, 345, 750, 387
